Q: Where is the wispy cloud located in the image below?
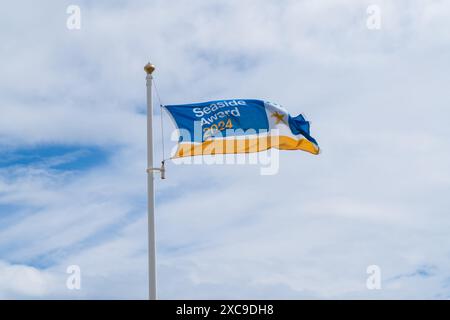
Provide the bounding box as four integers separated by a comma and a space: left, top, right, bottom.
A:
0, 0, 450, 299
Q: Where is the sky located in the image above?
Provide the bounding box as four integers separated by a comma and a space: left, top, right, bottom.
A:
1, 0, 450, 299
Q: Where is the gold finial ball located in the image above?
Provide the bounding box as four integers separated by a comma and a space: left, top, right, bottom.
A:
144, 62, 156, 74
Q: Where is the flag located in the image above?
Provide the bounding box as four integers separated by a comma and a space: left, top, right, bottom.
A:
164, 99, 319, 158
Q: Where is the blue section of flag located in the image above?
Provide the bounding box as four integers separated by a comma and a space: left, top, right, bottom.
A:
288, 114, 318, 146
164, 99, 269, 142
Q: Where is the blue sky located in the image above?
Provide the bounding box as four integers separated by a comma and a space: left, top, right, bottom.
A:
1, 0, 450, 299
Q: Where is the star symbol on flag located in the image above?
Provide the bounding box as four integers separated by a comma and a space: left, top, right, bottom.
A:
271, 111, 287, 125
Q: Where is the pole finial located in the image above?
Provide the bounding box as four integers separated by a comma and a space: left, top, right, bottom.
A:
144, 62, 156, 74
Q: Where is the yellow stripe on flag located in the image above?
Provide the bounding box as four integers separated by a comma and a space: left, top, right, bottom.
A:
173, 136, 319, 158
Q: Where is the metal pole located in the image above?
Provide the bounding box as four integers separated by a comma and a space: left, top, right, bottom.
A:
144, 62, 157, 300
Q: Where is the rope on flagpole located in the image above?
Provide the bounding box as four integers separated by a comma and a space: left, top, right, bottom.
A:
152, 77, 167, 179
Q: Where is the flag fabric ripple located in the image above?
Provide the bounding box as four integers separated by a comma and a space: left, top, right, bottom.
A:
164, 99, 320, 158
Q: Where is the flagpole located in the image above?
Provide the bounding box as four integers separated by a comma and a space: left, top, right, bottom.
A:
144, 62, 157, 300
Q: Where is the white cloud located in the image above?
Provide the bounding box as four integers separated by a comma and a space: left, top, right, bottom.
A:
1, 0, 450, 299
0, 261, 57, 299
